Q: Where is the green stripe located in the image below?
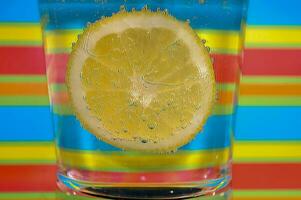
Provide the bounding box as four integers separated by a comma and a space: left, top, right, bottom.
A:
0, 192, 55, 199
56, 192, 94, 200
239, 96, 301, 106
4, 191, 301, 200
212, 105, 233, 115
0, 40, 42, 46
210, 48, 239, 55
53, 104, 73, 115
216, 83, 236, 91
45, 29, 82, 35
0, 141, 53, 146
46, 48, 71, 54
196, 29, 239, 35
233, 190, 301, 197
0, 192, 228, 200
246, 25, 301, 29
245, 42, 301, 48
235, 140, 301, 145
179, 196, 228, 200
0, 96, 49, 106
50, 83, 67, 92
0, 22, 40, 26
0, 75, 47, 83
234, 157, 301, 163
0, 159, 55, 164
241, 76, 301, 84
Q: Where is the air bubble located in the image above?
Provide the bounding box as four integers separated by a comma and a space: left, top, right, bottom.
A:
163, 9, 168, 15
147, 123, 157, 130
131, 8, 136, 12
142, 5, 148, 11
86, 22, 91, 27
119, 5, 126, 12
186, 19, 190, 24
201, 39, 206, 44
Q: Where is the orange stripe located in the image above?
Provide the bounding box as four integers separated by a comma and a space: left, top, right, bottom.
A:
219, 91, 234, 104
240, 84, 301, 96
51, 91, 234, 105
0, 83, 48, 96
51, 91, 69, 104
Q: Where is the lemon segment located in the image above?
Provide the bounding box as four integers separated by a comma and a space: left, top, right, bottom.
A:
67, 10, 215, 152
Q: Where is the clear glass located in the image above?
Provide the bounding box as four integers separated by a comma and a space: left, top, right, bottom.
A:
39, 0, 247, 199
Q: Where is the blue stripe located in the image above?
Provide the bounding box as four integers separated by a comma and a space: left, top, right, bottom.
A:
0, 0, 40, 22
0, 106, 53, 141
247, 0, 301, 25
235, 106, 301, 140
54, 114, 232, 151
39, 0, 245, 30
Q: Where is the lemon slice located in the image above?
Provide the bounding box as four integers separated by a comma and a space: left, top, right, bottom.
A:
66, 9, 215, 152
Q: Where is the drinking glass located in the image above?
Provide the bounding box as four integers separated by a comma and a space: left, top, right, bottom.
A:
38, 0, 247, 199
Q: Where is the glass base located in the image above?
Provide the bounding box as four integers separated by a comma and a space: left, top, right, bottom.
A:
57, 172, 231, 199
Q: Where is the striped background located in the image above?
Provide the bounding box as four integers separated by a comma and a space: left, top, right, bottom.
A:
0, 0, 301, 199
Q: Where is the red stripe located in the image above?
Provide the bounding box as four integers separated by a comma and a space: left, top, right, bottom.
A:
211, 54, 240, 83
0, 46, 45, 74
0, 165, 57, 192
46, 53, 239, 83
1, 163, 301, 191
232, 163, 301, 189
46, 54, 68, 84
67, 167, 221, 183
242, 48, 301, 75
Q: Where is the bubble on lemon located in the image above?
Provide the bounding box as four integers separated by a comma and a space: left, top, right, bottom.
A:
66, 8, 215, 152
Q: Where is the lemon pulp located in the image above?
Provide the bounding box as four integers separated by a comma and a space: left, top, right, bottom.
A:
67, 10, 215, 152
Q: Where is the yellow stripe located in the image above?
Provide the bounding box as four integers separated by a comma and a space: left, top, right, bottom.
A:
233, 141, 301, 162
196, 29, 240, 53
45, 29, 239, 53
2, 141, 300, 164
0, 142, 55, 161
0, 24, 42, 42
58, 148, 229, 171
45, 29, 81, 50
245, 26, 301, 47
